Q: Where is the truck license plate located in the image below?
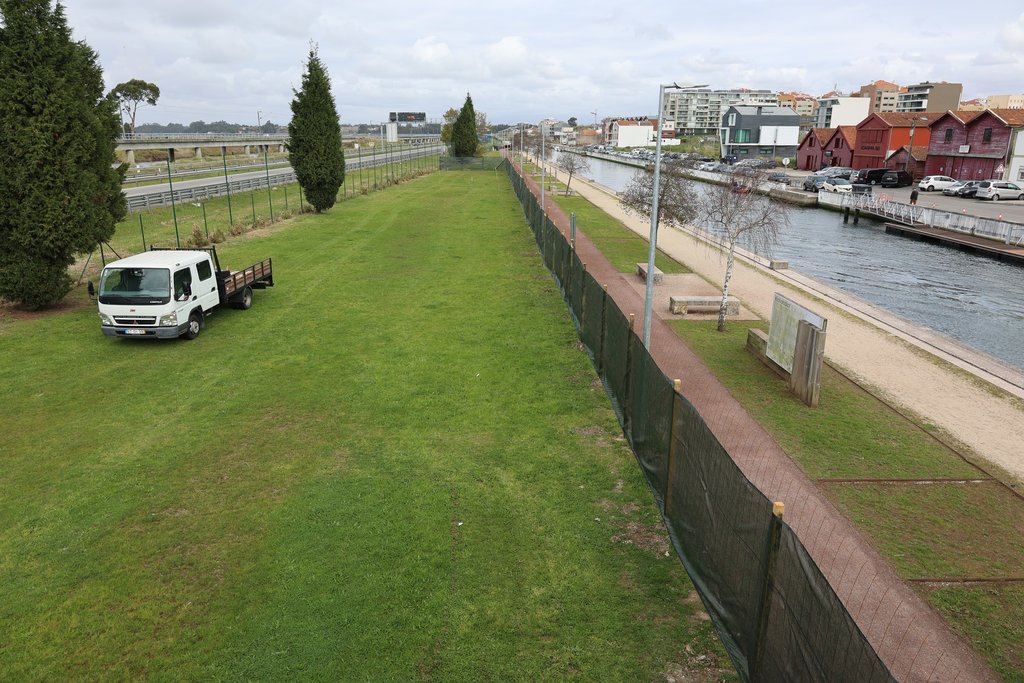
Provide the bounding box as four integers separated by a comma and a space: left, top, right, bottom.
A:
124, 329, 146, 336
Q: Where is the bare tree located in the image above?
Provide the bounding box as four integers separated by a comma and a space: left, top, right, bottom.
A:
619, 160, 699, 231
695, 168, 791, 331
556, 150, 590, 195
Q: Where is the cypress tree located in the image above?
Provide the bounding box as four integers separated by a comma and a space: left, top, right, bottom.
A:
451, 93, 478, 157
288, 45, 344, 213
0, 0, 126, 309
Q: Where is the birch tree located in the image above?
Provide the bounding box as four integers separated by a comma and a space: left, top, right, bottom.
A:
696, 169, 790, 331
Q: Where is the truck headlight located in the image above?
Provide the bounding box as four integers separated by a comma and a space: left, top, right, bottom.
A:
99, 312, 114, 326
159, 312, 177, 326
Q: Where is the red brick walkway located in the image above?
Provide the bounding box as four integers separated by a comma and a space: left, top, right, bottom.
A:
513, 161, 996, 683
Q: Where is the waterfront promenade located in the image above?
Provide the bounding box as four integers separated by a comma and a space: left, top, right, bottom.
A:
548, 165, 1024, 490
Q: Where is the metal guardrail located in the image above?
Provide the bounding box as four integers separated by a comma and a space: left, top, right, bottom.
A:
125, 144, 444, 211
126, 171, 297, 211
124, 159, 290, 183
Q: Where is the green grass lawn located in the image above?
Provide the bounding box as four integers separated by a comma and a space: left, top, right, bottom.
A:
0, 170, 732, 680
668, 319, 1024, 680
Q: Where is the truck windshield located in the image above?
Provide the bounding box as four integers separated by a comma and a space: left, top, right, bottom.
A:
99, 267, 171, 305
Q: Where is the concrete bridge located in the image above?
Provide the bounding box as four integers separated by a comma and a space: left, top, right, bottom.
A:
116, 132, 442, 163
116, 133, 288, 163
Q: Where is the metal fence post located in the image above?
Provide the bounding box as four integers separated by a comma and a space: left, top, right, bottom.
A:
664, 379, 682, 510
752, 501, 785, 681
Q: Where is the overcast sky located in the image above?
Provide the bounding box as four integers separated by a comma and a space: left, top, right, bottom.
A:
63, 1, 1024, 127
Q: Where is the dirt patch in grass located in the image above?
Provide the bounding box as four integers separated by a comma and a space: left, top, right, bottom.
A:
0, 293, 91, 323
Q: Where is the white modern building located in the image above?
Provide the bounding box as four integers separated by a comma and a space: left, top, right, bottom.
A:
662, 88, 778, 135
815, 95, 871, 128
608, 119, 655, 147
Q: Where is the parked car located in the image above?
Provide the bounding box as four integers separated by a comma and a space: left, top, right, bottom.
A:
822, 178, 853, 193
816, 166, 855, 180
974, 180, 1024, 201
767, 171, 790, 184
721, 154, 738, 165
918, 175, 957, 192
697, 161, 720, 171
955, 181, 983, 198
853, 168, 888, 184
943, 180, 971, 196
803, 175, 828, 192
880, 170, 913, 188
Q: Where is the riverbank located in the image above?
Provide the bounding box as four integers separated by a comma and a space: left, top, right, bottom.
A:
545, 164, 1024, 489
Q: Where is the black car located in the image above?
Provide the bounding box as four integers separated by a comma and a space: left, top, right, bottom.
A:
721, 154, 738, 165
956, 182, 982, 198
880, 170, 913, 188
854, 168, 888, 184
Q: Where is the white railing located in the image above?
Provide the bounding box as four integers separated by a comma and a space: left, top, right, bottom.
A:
821, 192, 1024, 245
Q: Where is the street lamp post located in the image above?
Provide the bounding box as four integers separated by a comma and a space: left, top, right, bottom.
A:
905, 115, 928, 174
643, 82, 707, 348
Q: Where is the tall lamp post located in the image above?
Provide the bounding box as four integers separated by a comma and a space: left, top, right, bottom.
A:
905, 115, 928, 175
643, 82, 707, 348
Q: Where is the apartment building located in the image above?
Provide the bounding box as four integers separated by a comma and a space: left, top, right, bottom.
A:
895, 82, 962, 113
778, 91, 818, 129
662, 88, 777, 135
985, 94, 1024, 109
854, 80, 904, 113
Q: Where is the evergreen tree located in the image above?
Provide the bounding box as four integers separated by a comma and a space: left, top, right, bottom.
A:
0, 0, 126, 309
288, 45, 344, 213
451, 93, 478, 157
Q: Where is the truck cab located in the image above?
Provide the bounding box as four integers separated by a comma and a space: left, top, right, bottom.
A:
98, 251, 225, 339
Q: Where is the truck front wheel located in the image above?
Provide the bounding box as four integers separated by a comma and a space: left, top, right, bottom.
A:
182, 311, 202, 340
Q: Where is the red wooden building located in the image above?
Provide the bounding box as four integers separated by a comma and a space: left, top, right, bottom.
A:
821, 126, 857, 168
924, 109, 1024, 180
796, 128, 833, 170
852, 112, 943, 170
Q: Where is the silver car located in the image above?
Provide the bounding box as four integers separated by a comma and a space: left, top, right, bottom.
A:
974, 180, 1024, 201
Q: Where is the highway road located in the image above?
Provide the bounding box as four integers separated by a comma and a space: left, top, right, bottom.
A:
123, 144, 443, 207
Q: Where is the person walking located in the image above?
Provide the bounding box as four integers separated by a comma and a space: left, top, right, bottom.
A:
910, 188, 919, 206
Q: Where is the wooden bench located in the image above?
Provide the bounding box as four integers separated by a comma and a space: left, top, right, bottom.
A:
636, 262, 663, 284
670, 295, 740, 315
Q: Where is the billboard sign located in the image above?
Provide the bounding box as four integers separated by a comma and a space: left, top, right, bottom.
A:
389, 112, 427, 122
766, 293, 826, 373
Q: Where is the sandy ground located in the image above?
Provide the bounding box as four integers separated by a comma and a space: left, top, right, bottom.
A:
556, 169, 1024, 490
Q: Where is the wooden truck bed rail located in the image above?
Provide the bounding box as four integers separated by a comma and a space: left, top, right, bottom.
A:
221, 258, 273, 298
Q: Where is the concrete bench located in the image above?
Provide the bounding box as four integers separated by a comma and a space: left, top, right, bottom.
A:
636, 262, 663, 284
670, 295, 740, 315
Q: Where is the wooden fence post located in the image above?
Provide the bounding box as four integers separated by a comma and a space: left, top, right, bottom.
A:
623, 314, 636, 435
663, 379, 683, 510
597, 284, 608, 375
752, 501, 785, 681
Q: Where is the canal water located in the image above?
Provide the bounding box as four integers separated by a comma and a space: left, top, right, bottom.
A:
574, 155, 1024, 372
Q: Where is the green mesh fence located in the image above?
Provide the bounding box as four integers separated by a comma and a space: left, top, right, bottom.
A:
666, 397, 776, 679
439, 156, 506, 171
581, 272, 605, 364
567, 251, 584, 329
600, 297, 631, 422
626, 350, 674, 507
757, 526, 894, 682
502, 160, 895, 683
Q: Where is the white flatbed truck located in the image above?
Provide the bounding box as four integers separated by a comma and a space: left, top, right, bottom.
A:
97, 247, 273, 340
